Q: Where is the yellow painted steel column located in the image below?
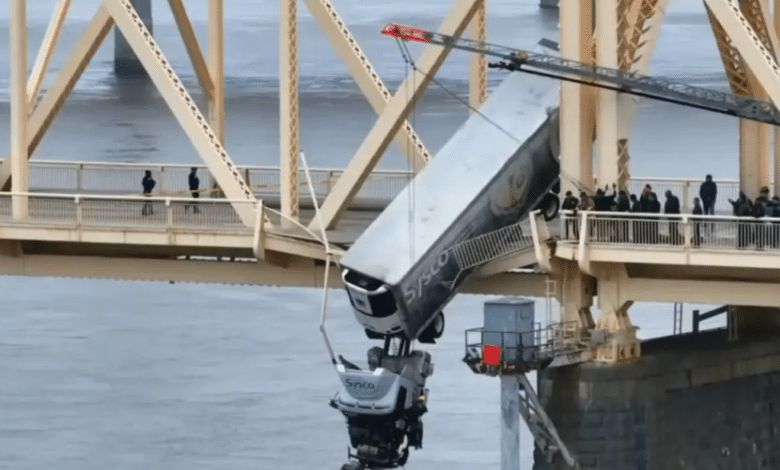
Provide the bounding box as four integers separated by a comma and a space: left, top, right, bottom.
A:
10, 0, 29, 220
208, 0, 225, 143
775, 0, 780, 196
560, 0, 595, 197
596, 0, 620, 190
740, 120, 762, 199
469, 0, 488, 111
280, 0, 300, 227
27, 0, 72, 110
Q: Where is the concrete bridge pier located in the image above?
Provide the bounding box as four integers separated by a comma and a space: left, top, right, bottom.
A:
114, 0, 152, 76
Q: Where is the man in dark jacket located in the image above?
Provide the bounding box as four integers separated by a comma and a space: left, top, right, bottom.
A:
664, 190, 681, 244
699, 174, 717, 215
186, 167, 201, 214
561, 191, 579, 239
595, 184, 617, 211
141, 170, 156, 216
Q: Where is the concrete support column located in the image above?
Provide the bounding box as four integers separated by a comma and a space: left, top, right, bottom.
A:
500, 374, 520, 470
595, 265, 640, 362
10, 0, 29, 220
731, 306, 780, 339
560, 261, 595, 328
114, 0, 152, 76
596, 0, 620, 190
559, 0, 595, 197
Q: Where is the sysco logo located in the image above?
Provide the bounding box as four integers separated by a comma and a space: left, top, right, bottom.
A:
345, 378, 376, 390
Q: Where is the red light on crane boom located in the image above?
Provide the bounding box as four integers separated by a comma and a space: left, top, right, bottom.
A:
381, 23, 432, 43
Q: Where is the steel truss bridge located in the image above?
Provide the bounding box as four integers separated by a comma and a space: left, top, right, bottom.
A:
3, 0, 780, 365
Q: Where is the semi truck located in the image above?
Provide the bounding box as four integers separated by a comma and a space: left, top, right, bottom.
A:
339, 41, 562, 345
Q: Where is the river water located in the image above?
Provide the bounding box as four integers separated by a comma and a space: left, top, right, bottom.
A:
0, 1, 733, 469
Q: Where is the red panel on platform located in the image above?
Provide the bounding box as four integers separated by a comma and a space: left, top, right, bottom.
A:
483, 345, 501, 365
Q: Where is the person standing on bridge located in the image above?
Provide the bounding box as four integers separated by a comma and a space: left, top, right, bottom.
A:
699, 174, 717, 216
141, 170, 156, 216
185, 167, 200, 214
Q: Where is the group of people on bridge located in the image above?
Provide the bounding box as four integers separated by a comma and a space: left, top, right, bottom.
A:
560, 174, 780, 249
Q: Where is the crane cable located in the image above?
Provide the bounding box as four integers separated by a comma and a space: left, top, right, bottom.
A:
397, 38, 417, 266
392, 37, 596, 198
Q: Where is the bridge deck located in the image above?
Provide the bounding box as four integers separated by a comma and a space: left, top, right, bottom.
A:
0, 160, 777, 289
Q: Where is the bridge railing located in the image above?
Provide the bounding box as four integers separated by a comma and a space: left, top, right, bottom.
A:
0, 192, 260, 232
559, 211, 780, 251
27, 160, 413, 209
27, 160, 753, 213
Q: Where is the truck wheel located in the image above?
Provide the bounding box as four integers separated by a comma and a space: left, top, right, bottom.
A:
539, 193, 560, 221
418, 312, 445, 343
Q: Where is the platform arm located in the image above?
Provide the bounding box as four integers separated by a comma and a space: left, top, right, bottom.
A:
101, 0, 257, 227
0, 6, 114, 191
308, 0, 482, 232
302, 0, 431, 172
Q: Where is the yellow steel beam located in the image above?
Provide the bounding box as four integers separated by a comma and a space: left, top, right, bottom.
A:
27, 0, 72, 110
775, 0, 780, 197
208, 0, 225, 143
302, 0, 431, 171
10, 0, 29, 220
615, 0, 671, 189
0, 6, 114, 192
560, 0, 596, 196
101, 0, 256, 226
280, 0, 300, 226
0, 253, 345, 288
704, 0, 780, 108
707, 8, 753, 96
309, 0, 482, 232
469, 0, 488, 110
167, 0, 214, 101
596, 0, 620, 189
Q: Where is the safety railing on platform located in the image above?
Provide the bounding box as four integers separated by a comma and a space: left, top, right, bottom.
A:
463, 321, 584, 374
25, 160, 752, 213
559, 211, 780, 251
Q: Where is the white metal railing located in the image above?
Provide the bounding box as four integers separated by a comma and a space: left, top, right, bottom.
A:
0, 192, 258, 232
625, 177, 745, 215
27, 160, 413, 208
25, 160, 754, 212
559, 211, 780, 251
449, 218, 534, 271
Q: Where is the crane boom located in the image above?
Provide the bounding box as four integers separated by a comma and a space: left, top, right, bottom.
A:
381, 23, 780, 126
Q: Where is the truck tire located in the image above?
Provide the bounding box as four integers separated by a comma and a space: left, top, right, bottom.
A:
538, 193, 560, 221
418, 312, 445, 343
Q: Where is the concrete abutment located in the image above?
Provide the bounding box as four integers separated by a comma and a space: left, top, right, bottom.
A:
534, 330, 780, 469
